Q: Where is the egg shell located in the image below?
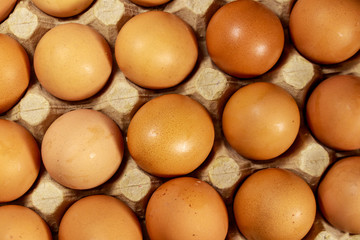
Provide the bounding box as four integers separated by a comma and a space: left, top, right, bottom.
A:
31, 0, 94, 17
233, 168, 316, 240
318, 156, 360, 234
129, 0, 171, 7
145, 177, 228, 240
59, 195, 142, 240
127, 94, 215, 177
0, 33, 30, 114
206, 0, 284, 78
0, 119, 40, 203
41, 109, 124, 190
34, 23, 112, 101
0, 0, 17, 22
306, 75, 360, 150
222, 82, 300, 160
289, 0, 360, 64
0, 205, 52, 240
0, 0, 359, 239
115, 11, 198, 89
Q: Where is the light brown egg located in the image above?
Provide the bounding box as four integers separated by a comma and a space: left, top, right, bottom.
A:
31, 0, 94, 17
289, 0, 360, 64
0, 119, 40, 203
59, 195, 142, 240
34, 23, 112, 101
318, 156, 360, 234
41, 109, 124, 190
127, 94, 214, 177
115, 11, 198, 89
222, 82, 300, 160
0, 34, 30, 114
306, 75, 360, 150
233, 168, 316, 240
129, 0, 171, 7
206, 0, 284, 78
0, 205, 52, 240
145, 177, 228, 240
0, 0, 17, 22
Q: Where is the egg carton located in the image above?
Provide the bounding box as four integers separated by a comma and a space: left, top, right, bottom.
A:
0, 0, 360, 239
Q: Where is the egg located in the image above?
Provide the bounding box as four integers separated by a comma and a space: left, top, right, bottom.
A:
31, 0, 94, 17
222, 82, 300, 160
206, 0, 284, 78
59, 195, 142, 240
145, 177, 228, 240
233, 168, 316, 240
115, 11, 198, 89
0, 205, 52, 240
41, 109, 124, 190
129, 0, 171, 7
0, 34, 30, 114
0, 0, 17, 22
306, 75, 360, 150
317, 156, 360, 234
289, 0, 360, 64
0, 119, 40, 203
34, 23, 112, 101
127, 94, 214, 177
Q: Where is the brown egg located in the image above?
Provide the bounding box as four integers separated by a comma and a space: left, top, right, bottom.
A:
41, 109, 124, 190
127, 94, 214, 177
289, 0, 360, 64
306, 75, 360, 150
0, 34, 30, 114
146, 177, 228, 240
222, 82, 300, 160
34, 23, 112, 101
234, 168, 316, 240
318, 156, 360, 234
31, 0, 94, 17
59, 195, 142, 240
206, 0, 284, 78
115, 11, 198, 89
129, 0, 170, 7
0, 0, 16, 22
0, 205, 52, 240
0, 119, 40, 203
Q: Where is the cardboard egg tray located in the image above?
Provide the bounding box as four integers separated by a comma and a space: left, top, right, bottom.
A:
1, 0, 360, 239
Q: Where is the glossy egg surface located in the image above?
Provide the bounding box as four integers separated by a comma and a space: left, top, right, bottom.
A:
115, 11, 198, 89
206, 0, 284, 78
222, 82, 300, 160
146, 177, 228, 240
233, 168, 316, 240
289, 0, 360, 64
127, 94, 214, 177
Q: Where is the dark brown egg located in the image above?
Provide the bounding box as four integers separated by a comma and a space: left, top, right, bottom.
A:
206, 0, 284, 78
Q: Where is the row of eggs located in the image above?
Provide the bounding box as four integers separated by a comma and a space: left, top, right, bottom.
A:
2, 0, 360, 108
3, 70, 360, 195
1, 0, 360, 239
1, 124, 359, 240
1, 73, 360, 239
